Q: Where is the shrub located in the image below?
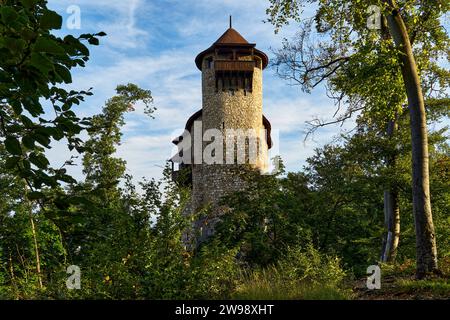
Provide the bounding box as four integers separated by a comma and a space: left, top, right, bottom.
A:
232, 245, 353, 300
184, 243, 240, 299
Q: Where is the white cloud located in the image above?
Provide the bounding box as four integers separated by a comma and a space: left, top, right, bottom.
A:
43, 0, 358, 187
45, 138, 85, 182
116, 134, 175, 182
49, 0, 149, 49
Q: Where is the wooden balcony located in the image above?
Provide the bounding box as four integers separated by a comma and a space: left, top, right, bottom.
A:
214, 60, 255, 72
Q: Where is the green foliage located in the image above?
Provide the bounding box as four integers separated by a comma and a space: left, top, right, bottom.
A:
1, 81, 448, 300
397, 278, 450, 296
184, 242, 240, 299
356, 258, 450, 300
0, 0, 105, 197
277, 245, 347, 286
271, 0, 449, 124
232, 245, 352, 300
82, 83, 154, 202
265, 0, 449, 276
47, 84, 155, 299
1, 2, 448, 300
213, 107, 449, 277
214, 162, 315, 267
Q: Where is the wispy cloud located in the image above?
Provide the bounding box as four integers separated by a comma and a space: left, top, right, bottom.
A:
49, 0, 149, 48
46, 0, 351, 185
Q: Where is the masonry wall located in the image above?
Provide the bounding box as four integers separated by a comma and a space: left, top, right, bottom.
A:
185, 54, 268, 240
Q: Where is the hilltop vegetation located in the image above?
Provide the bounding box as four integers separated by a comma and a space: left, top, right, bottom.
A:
1, 0, 449, 300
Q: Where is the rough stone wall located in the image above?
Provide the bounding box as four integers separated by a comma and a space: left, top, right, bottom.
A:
184, 54, 268, 241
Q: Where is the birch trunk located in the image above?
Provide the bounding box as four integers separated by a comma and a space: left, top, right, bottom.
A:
381, 120, 401, 263
382, 187, 400, 262
29, 213, 43, 289
24, 185, 43, 289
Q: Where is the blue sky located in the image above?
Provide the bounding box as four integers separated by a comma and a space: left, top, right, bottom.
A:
45, 0, 356, 183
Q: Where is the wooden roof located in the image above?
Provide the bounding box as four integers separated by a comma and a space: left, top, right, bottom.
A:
195, 28, 269, 71
214, 28, 249, 45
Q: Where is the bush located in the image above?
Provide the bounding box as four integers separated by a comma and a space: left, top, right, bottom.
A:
232, 245, 353, 300
184, 243, 240, 299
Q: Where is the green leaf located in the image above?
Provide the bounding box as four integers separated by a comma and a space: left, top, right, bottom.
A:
88, 37, 100, 45
22, 159, 31, 170
22, 136, 35, 149
29, 152, 50, 169
34, 37, 65, 55
7, 124, 22, 133
33, 133, 51, 148
20, 115, 34, 128
21, 0, 39, 8
5, 137, 22, 155
27, 191, 45, 201
0, 6, 18, 24
20, 29, 36, 41
54, 64, 72, 84
10, 100, 23, 115
5, 157, 20, 169
29, 52, 54, 75
40, 9, 62, 30
58, 174, 77, 184
2, 37, 26, 54
22, 96, 44, 117
49, 127, 64, 140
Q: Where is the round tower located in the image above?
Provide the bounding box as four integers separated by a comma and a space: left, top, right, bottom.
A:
171, 21, 272, 241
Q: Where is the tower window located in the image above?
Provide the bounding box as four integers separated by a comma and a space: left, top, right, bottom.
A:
214, 70, 253, 92
206, 57, 213, 69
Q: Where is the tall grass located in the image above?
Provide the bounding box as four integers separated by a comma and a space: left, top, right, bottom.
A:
231, 245, 354, 300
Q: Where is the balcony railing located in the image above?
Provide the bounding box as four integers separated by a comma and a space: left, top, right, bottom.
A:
214, 60, 255, 72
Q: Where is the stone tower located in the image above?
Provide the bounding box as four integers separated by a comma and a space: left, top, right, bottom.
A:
171, 21, 272, 241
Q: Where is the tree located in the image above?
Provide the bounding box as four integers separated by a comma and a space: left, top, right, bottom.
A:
82, 83, 154, 203
0, 145, 67, 298
267, 0, 449, 278
380, 116, 400, 263
383, 0, 437, 278
56, 84, 154, 298
213, 162, 322, 267
0, 1, 105, 293
0, 0, 104, 197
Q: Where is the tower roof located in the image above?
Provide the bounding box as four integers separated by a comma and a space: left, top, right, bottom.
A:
195, 26, 269, 71
214, 27, 249, 45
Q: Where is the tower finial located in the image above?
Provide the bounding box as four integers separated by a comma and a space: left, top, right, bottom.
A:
229, 15, 232, 28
